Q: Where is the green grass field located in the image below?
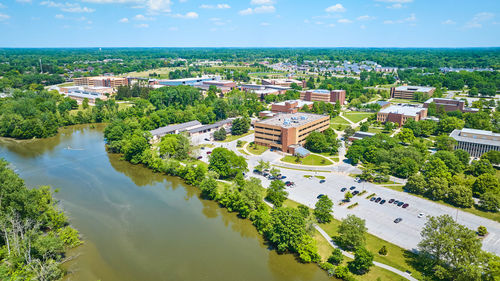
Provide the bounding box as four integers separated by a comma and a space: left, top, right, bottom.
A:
281, 154, 333, 166
218, 130, 254, 143
247, 143, 268, 155
343, 112, 374, 123
331, 115, 350, 124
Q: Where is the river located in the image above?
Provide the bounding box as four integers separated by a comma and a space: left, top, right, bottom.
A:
0, 125, 331, 281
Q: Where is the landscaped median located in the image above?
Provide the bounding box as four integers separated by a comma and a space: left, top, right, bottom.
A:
281, 154, 333, 166
246, 142, 268, 155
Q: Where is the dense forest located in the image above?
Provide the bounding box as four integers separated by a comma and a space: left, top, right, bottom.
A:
0, 159, 81, 280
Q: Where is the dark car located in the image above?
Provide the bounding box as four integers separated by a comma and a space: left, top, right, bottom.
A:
375, 197, 382, 203
317, 194, 325, 199
319, 179, 326, 184
380, 199, 386, 204
388, 199, 395, 204
204, 138, 210, 141
370, 197, 376, 202
197, 156, 203, 160
402, 203, 409, 208
281, 176, 287, 179
352, 190, 359, 196
350, 186, 356, 190
206, 151, 212, 155
397, 202, 404, 207
394, 218, 403, 223
393, 200, 399, 205
201, 147, 205, 150
341, 188, 347, 192
269, 176, 275, 180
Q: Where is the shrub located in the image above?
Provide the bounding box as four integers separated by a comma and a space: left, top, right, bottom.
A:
478, 226, 488, 236
378, 245, 388, 256
328, 248, 344, 265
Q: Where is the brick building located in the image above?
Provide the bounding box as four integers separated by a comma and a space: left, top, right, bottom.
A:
376, 105, 427, 126
254, 113, 330, 153
423, 98, 479, 113
270, 100, 314, 114
73, 76, 128, 88
261, 78, 306, 88
300, 89, 346, 105
390, 86, 435, 100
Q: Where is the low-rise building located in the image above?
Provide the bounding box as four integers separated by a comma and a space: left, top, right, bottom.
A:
194, 80, 236, 94
254, 112, 330, 153
271, 100, 314, 114
376, 104, 427, 126
300, 89, 346, 105
261, 78, 306, 88
390, 86, 435, 100
376, 100, 391, 109
423, 98, 479, 113
348, 131, 376, 142
73, 76, 128, 88
450, 128, 500, 158
149, 120, 202, 141
155, 75, 219, 86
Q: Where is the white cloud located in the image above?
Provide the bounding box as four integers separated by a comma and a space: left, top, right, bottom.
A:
404, 13, 416, 22
360, 24, 366, 29
239, 5, 274, 15
55, 14, 64, 19
260, 22, 269, 26
315, 21, 323, 25
325, 4, 345, 13
171, 11, 198, 19
209, 17, 221, 21
383, 20, 394, 24
135, 23, 148, 28
383, 13, 415, 24
169, 26, 178, 31
41, 1, 95, 13
119, 17, 129, 22
337, 18, 352, 23
134, 14, 153, 20
83, 0, 172, 13
0, 12, 9, 20
465, 12, 494, 28
356, 15, 375, 21
328, 23, 335, 27
250, 0, 274, 5
376, 0, 412, 2
303, 19, 310, 24
15, 0, 31, 3
387, 3, 402, 9
199, 3, 230, 9
442, 19, 455, 25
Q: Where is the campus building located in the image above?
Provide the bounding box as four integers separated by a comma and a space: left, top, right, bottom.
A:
271, 100, 314, 114
261, 78, 306, 88
60, 86, 112, 104
254, 113, 330, 153
300, 89, 346, 105
149, 119, 234, 142
73, 76, 128, 88
449, 128, 500, 158
376, 104, 427, 126
423, 98, 479, 113
154, 76, 219, 86
194, 80, 237, 94
390, 86, 435, 100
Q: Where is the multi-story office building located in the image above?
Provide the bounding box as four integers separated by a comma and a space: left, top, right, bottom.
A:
194, 80, 236, 94
449, 128, 500, 158
390, 85, 435, 100
254, 113, 330, 153
261, 78, 306, 88
300, 89, 346, 105
270, 100, 314, 114
423, 98, 479, 113
376, 104, 427, 126
73, 76, 128, 88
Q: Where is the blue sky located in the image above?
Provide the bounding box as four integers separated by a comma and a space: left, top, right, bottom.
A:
0, 0, 499, 47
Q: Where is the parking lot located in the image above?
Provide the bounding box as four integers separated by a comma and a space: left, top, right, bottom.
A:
197, 133, 500, 256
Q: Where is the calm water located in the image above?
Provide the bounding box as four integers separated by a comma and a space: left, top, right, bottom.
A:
0, 125, 330, 281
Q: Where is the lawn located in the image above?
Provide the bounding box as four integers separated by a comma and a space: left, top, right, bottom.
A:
238, 149, 249, 156
330, 115, 350, 124
247, 143, 268, 155
281, 154, 333, 166
343, 112, 374, 123
218, 130, 254, 143
331, 124, 350, 131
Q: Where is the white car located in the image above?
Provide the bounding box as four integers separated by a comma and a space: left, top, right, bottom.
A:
418, 213, 425, 218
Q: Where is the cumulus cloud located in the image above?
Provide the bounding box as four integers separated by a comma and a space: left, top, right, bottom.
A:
15, 0, 32, 3
387, 3, 403, 9
171, 11, 198, 19
200, 3, 230, 9
383, 13, 416, 24
376, 0, 412, 2
83, 0, 172, 13
134, 14, 153, 20
119, 17, 129, 22
260, 22, 270, 26
41, 1, 95, 13
465, 12, 494, 28
169, 26, 178, 31
0, 12, 9, 20
442, 19, 456, 25
239, 5, 275, 15
55, 14, 64, 19
337, 18, 352, 23
135, 23, 148, 28
357, 15, 375, 21
250, 0, 274, 5
325, 4, 345, 13
238, 8, 253, 15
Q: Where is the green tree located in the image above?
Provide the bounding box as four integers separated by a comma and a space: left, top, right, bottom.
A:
437, 116, 464, 134
314, 195, 333, 223
397, 128, 415, 144
123, 134, 150, 164
405, 173, 427, 195
434, 135, 457, 151
336, 215, 366, 251
482, 150, 500, 165
328, 248, 344, 265
472, 173, 500, 197
266, 207, 307, 253
305, 131, 329, 153
213, 127, 227, 141
208, 148, 248, 179
423, 158, 451, 180
479, 192, 500, 212
378, 245, 388, 256
231, 117, 251, 135
478, 226, 488, 236
200, 176, 218, 200
349, 247, 374, 274
266, 180, 288, 207
344, 191, 353, 202
82, 98, 89, 109
469, 159, 495, 177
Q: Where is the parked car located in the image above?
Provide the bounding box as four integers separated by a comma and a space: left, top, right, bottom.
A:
317, 194, 325, 199
418, 213, 425, 218
206, 151, 212, 155
380, 199, 386, 204
393, 200, 399, 205
402, 203, 409, 208
375, 197, 381, 203
370, 197, 376, 202
204, 138, 210, 141
201, 147, 205, 150
341, 188, 347, 192
269, 176, 275, 180
319, 179, 326, 184
397, 202, 404, 207
352, 190, 359, 196
388, 199, 395, 204
394, 218, 403, 223
197, 156, 202, 160
350, 186, 356, 190
281, 176, 287, 179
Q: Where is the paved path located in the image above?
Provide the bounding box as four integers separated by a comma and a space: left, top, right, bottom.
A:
314, 225, 418, 281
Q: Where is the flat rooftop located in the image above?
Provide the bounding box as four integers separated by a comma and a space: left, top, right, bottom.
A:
274, 100, 313, 107
379, 105, 426, 116
395, 85, 435, 93
307, 89, 330, 94
256, 112, 328, 128
450, 128, 500, 146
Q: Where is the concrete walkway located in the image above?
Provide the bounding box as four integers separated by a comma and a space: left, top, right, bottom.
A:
314, 225, 418, 281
